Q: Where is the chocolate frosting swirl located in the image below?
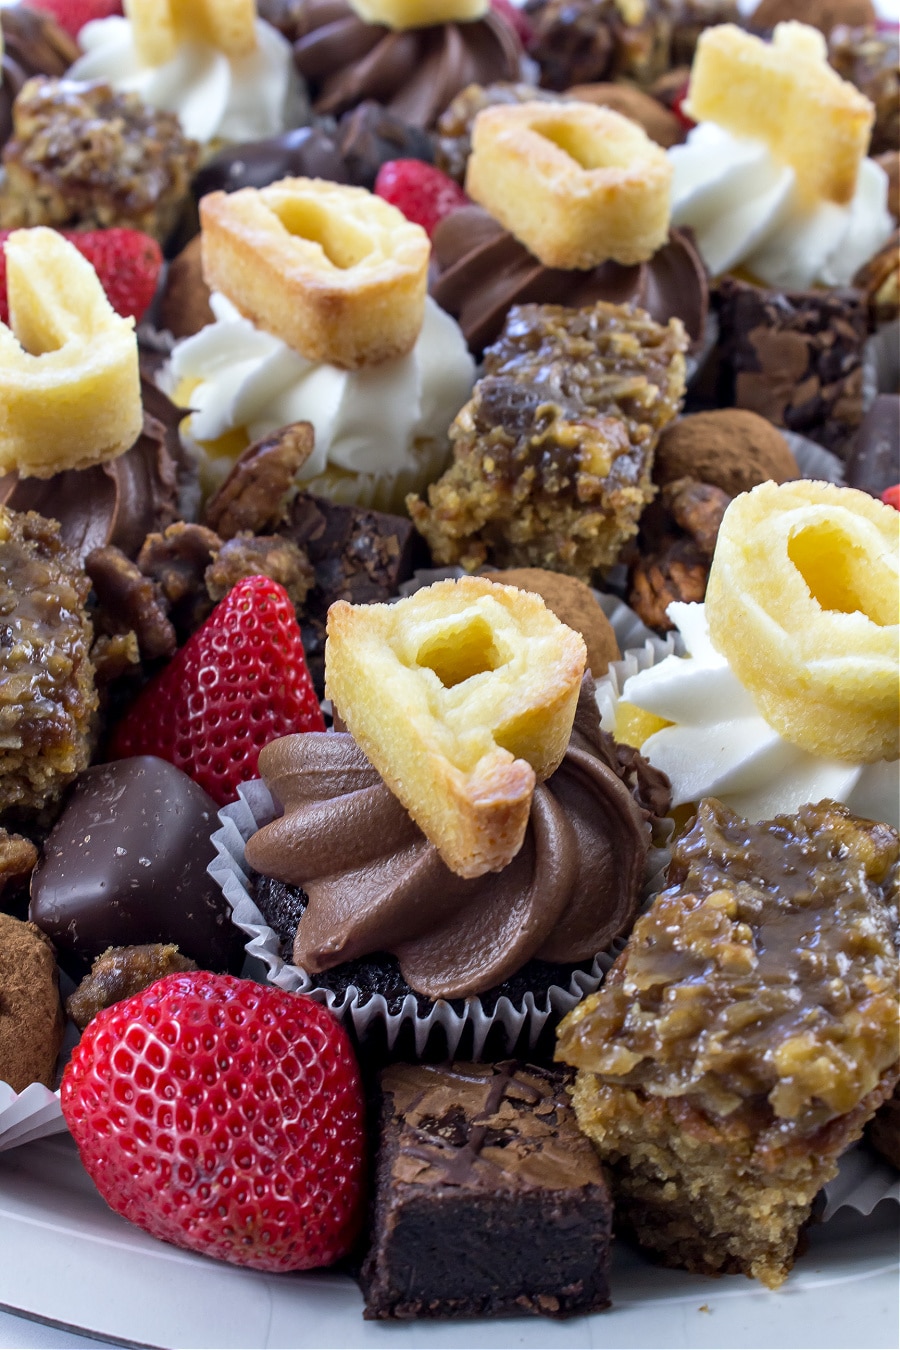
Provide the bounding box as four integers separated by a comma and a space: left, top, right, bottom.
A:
245, 680, 650, 999
0, 380, 187, 563
431, 206, 709, 356
263, 0, 523, 127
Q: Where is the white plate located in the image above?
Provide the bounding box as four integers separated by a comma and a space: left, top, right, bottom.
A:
0, 1134, 897, 1350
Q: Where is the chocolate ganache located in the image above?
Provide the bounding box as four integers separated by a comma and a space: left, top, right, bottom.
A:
259, 0, 523, 127
245, 679, 656, 1000
431, 207, 709, 356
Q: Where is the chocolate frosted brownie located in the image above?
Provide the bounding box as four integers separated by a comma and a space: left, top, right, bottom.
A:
360, 1061, 613, 1320
558, 798, 900, 1288
716, 277, 869, 455
409, 302, 687, 581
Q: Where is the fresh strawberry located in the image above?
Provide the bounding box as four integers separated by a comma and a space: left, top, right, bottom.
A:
490, 0, 534, 49
0, 227, 162, 326
881, 484, 900, 510
109, 576, 325, 806
23, 0, 123, 41
61, 972, 367, 1272
374, 160, 469, 239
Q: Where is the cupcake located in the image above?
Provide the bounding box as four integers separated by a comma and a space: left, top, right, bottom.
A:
609, 479, 900, 829
68, 0, 308, 148
163, 176, 474, 507
218, 577, 670, 1057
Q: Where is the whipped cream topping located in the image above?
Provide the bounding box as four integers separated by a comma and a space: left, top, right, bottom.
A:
669, 123, 893, 290
618, 602, 900, 831
70, 17, 305, 145
165, 292, 475, 489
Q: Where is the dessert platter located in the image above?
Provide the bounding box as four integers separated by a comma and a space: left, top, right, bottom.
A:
0, 0, 898, 1345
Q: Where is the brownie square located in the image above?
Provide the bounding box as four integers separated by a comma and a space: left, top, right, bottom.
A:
360, 1061, 613, 1320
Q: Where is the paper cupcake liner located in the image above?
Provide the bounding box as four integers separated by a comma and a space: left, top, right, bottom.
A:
866, 319, 900, 398
822, 1143, 900, 1220
783, 432, 846, 485
0, 1082, 66, 1154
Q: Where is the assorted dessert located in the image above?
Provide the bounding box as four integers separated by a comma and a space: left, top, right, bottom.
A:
0, 0, 898, 1330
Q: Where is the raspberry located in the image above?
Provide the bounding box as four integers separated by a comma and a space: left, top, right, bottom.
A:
61, 973, 367, 1271
21, 0, 123, 42
374, 160, 469, 239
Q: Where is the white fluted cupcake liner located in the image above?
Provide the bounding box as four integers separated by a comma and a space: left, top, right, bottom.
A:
0, 1083, 66, 1154
783, 431, 846, 484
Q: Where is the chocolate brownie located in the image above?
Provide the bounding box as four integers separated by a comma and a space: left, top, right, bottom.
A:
360, 1061, 613, 1320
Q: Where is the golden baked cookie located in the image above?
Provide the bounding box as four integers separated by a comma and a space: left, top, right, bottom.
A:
124, 0, 257, 67
325, 577, 587, 878
0, 228, 142, 478
465, 101, 672, 269
684, 22, 874, 206
200, 178, 430, 369
348, 0, 488, 29
705, 480, 899, 763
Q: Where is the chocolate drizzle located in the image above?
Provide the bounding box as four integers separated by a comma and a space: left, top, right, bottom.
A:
431, 207, 709, 356
245, 677, 655, 999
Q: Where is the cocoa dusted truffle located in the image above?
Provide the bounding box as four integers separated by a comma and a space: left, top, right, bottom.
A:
0, 913, 64, 1093
30, 757, 240, 974
653, 410, 799, 497
484, 568, 621, 676
360, 1060, 613, 1320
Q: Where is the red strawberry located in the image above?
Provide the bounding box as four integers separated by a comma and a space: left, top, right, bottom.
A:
23, 0, 123, 41
109, 576, 325, 806
490, 0, 534, 49
61, 972, 367, 1272
671, 80, 695, 132
881, 484, 900, 510
0, 227, 162, 326
374, 160, 469, 239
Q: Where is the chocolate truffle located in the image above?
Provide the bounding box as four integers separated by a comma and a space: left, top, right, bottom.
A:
750, 0, 876, 34
360, 1060, 613, 1320
157, 235, 215, 339
653, 410, 799, 498
485, 568, 621, 676
0, 912, 64, 1093
30, 757, 240, 973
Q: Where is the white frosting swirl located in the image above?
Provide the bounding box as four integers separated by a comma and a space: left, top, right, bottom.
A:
619, 601, 900, 830
164, 293, 475, 496
668, 123, 893, 290
70, 17, 306, 145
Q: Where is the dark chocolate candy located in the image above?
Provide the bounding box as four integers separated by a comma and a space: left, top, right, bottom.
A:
844, 395, 900, 497
30, 757, 239, 972
282, 490, 422, 693
193, 103, 434, 201
360, 1060, 613, 1320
